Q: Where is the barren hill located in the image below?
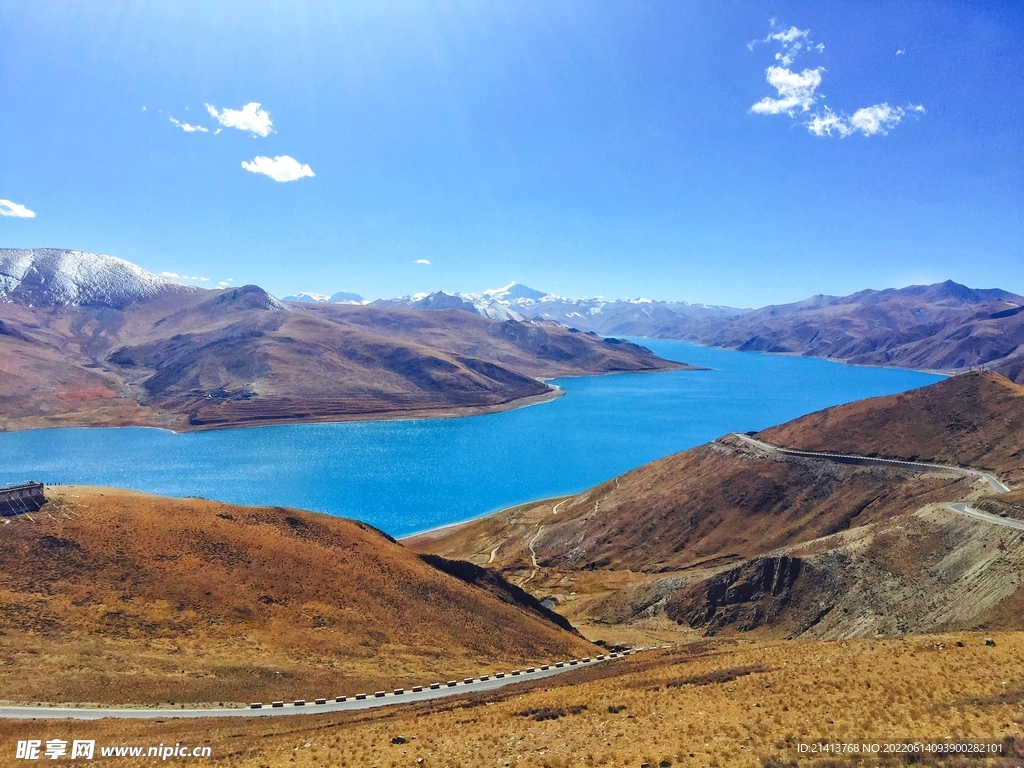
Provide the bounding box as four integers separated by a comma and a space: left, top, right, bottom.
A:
674, 280, 1024, 383
759, 371, 1024, 483
0, 487, 595, 706
408, 372, 1024, 642
0, 251, 688, 432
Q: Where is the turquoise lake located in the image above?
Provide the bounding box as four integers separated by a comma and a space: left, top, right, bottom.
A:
0, 341, 941, 537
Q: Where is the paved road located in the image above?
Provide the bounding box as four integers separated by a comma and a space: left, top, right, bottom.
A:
732, 433, 1010, 493
0, 653, 636, 721
730, 434, 1021, 530
948, 502, 1024, 532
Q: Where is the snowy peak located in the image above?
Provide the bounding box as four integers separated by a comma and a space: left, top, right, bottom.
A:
0, 248, 193, 309
481, 282, 549, 302
284, 292, 332, 303
283, 290, 365, 304
373, 291, 525, 321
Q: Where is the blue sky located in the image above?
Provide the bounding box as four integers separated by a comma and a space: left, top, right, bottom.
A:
1, 1, 1021, 307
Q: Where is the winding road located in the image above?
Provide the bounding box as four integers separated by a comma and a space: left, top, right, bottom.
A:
730, 433, 1019, 530
0, 653, 632, 721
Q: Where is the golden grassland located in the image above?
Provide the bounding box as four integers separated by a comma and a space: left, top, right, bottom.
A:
0, 488, 595, 706
3, 632, 1020, 767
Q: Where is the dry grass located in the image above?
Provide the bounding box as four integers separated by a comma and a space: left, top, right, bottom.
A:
2, 632, 1020, 767
0, 488, 594, 706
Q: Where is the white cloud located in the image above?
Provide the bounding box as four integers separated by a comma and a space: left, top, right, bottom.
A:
896, 49, 906, 56
0, 199, 36, 218
162, 272, 211, 282
805, 107, 853, 137
750, 20, 924, 139
850, 103, 923, 135
241, 155, 315, 182
205, 102, 273, 137
749, 22, 819, 59
750, 66, 823, 115
415, 259, 431, 265
169, 116, 209, 133
770, 26, 809, 44
805, 103, 925, 138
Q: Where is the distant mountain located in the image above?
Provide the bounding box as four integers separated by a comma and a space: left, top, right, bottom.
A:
0, 248, 192, 308
0, 251, 688, 432
374, 290, 526, 321
676, 280, 1024, 382
359, 278, 1024, 382
283, 291, 331, 303
482, 282, 550, 302
283, 290, 365, 304
366, 282, 744, 331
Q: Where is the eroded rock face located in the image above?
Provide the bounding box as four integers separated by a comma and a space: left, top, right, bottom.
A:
666, 557, 803, 633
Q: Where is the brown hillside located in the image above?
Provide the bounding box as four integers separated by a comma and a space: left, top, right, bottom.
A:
407, 437, 973, 576
675, 280, 1024, 383
0, 289, 688, 432
0, 488, 594, 706
759, 371, 1024, 483
410, 373, 1023, 642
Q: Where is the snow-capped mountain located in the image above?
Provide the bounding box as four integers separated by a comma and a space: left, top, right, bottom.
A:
430, 282, 744, 334
479, 282, 549, 302
283, 290, 365, 304
374, 290, 526, 321
288, 280, 745, 332
0, 248, 194, 308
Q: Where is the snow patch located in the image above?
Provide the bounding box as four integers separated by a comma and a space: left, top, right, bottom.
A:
0, 248, 194, 308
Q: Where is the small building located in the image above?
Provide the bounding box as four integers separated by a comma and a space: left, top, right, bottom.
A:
0, 482, 46, 516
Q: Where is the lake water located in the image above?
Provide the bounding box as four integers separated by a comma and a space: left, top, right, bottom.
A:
0, 341, 941, 537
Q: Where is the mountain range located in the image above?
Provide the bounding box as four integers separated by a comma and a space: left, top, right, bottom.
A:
0, 249, 686, 432
292, 278, 1024, 382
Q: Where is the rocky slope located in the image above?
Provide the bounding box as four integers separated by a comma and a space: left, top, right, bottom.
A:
0, 252, 689, 432
0, 487, 595, 705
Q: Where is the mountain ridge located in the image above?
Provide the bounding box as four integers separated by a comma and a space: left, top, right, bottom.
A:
0, 248, 194, 308
290, 277, 1024, 381
0, 251, 688, 432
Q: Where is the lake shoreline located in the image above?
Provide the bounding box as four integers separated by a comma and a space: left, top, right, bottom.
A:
0, 341, 944, 539
0, 363, 698, 436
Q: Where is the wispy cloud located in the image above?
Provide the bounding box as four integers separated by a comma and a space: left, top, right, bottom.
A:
750, 21, 924, 138
241, 155, 315, 182
0, 199, 36, 218
205, 102, 273, 137
161, 272, 210, 282
805, 103, 925, 137
751, 66, 823, 115
748, 22, 823, 66
169, 116, 209, 133
415, 259, 431, 265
